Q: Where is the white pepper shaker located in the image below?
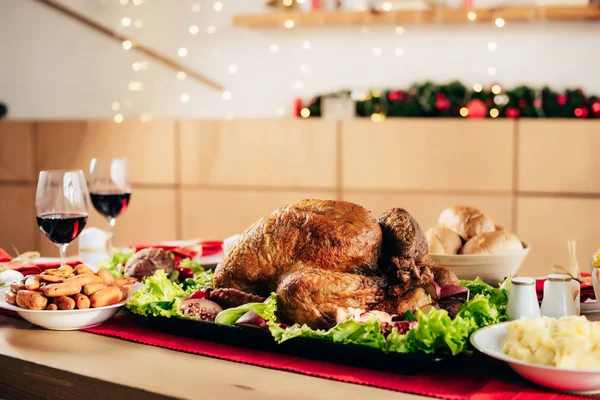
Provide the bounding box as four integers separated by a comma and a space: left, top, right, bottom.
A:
506, 277, 540, 321
540, 274, 578, 318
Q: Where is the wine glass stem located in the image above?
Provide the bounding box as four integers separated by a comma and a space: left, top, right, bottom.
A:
108, 218, 116, 255
58, 244, 68, 267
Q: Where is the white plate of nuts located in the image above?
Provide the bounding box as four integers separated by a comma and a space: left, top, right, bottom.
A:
0, 264, 139, 330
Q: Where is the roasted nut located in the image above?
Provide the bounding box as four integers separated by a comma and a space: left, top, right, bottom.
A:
97, 268, 115, 286
74, 264, 95, 275
115, 277, 137, 287
83, 283, 105, 296
65, 274, 103, 287
4, 291, 16, 305
16, 290, 48, 310
90, 286, 123, 308
44, 266, 74, 277
73, 293, 90, 309
10, 282, 24, 292
39, 274, 64, 283
54, 296, 75, 310
24, 275, 41, 291
43, 282, 82, 298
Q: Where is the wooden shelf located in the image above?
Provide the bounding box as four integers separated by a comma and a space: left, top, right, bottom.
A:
232, 5, 600, 28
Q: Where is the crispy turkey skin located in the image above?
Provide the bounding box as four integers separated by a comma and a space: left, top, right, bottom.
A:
212, 199, 460, 329
213, 199, 383, 294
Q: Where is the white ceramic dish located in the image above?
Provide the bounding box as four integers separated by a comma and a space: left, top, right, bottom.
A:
581, 301, 600, 314
0, 284, 141, 331
0, 269, 24, 288
431, 243, 530, 286
471, 322, 600, 394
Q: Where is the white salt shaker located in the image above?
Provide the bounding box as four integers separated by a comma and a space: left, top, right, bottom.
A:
592, 262, 600, 311
540, 274, 578, 318
506, 277, 540, 321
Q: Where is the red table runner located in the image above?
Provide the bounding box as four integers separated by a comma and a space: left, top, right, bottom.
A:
0, 308, 588, 399
78, 314, 587, 400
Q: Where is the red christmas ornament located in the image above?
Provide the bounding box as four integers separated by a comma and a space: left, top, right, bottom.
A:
311, 0, 322, 11
518, 99, 527, 108
293, 98, 303, 117
533, 98, 543, 108
466, 99, 487, 119
388, 91, 405, 101
592, 101, 600, 116
557, 94, 567, 105
435, 93, 450, 111
506, 107, 520, 118
574, 107, 589, 118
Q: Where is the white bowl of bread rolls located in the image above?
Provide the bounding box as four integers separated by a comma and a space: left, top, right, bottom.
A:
428, 205, 530, 285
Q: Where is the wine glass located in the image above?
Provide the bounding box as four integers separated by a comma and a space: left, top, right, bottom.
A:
89, 158, 132, 254
36, 170, 89, 266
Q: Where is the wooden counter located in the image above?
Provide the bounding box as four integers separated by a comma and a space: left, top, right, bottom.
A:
0, 315, 424, 400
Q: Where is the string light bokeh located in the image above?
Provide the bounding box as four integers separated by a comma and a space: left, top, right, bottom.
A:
108, 0, 511, 123
35, 0, 589, 123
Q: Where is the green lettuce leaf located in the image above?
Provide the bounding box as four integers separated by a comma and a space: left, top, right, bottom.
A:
215, 293, 278, 325
388, 309, 471, 355
401, 310, 417, 322
458, 277, 509, 329
460, 277, 508, 309
178, 258, 214, 293
266, 277, 510, 356
268, 318, 387, 350
456, 293, 506, 329
126, 270, 185, 317
98, 248, 135, 278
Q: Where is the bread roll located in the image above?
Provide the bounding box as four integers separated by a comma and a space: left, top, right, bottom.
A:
426, 226, 462, 255
460, 231, 523, 255
438, 205, 495, 240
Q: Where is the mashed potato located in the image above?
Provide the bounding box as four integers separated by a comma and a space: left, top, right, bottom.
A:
502, 316, 600, 369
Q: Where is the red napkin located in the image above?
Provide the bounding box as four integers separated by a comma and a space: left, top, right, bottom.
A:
131, 240, 223, 260
0, 248, 12, 263
536, 272, 596, 302
16, 260, 82, 276
0, 248, 82, 276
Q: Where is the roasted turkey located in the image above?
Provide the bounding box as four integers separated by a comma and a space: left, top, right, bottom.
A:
212, 199, 459, 329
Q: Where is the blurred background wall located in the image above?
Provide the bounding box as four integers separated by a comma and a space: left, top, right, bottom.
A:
0, 0, 599, 119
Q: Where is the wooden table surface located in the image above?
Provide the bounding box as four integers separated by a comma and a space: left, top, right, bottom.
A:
0, 315, 425, 400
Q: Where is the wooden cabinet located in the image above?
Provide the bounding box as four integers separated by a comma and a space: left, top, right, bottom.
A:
2, 118, 600, 275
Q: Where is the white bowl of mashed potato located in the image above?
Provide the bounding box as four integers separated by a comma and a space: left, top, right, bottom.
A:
471, 317, 600, 394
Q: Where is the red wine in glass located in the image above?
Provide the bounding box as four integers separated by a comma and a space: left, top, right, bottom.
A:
36, 213, 88, 244
89, 158, 131, 253
36, 170, 88, 266
90, 191, 131, 219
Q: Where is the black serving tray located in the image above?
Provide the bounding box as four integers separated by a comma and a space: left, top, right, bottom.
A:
132, 314, 450, 375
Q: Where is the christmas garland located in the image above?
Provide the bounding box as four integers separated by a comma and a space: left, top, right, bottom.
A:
298, 81, 600, 119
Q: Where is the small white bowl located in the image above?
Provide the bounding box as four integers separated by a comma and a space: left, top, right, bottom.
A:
0, 285, 138, 331
0, 270, 24, 288
471, 322, 600, 394
431, 243, 530, 286
591, 261, 600, 309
